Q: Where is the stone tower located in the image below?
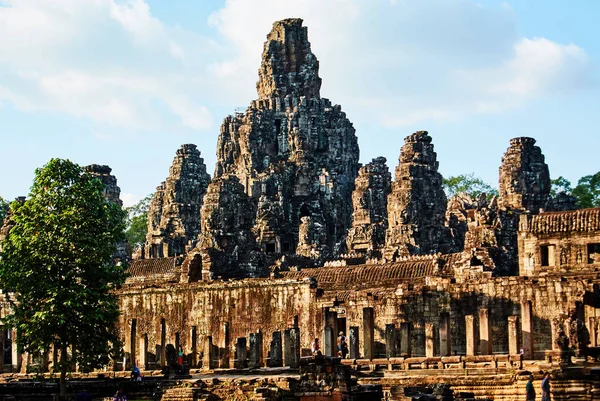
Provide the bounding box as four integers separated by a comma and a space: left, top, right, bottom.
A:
346, 157, 392, 257
384, 131, 448, 259
84, 164, 128, 261
213, 18, 359, 259
495, 137, 551, 274
145, 144, 211, 258
193, 175, 265, 280
84, 164, 123, 207
498, 137, 550, 213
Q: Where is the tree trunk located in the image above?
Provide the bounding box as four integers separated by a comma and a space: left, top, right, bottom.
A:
59, 343, 67, 397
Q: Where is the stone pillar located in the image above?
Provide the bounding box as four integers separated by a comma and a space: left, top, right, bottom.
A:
479, 308, 492, 355
0, 327, 4, 373
70, 344, 77, 372
349, 326, 359, 359
290, 328, 300, 368
11, 329, 21, 373
439, 313, 451, 357
235, 337, 247, 369
425, 323, 435, 358
129, 319, 137, 369
508, 316, 519, 355
109, 342, 118, 371
41, 349, 49, 373
465, 315, 476, 356
160, 318, 166, 367
385, 324, 396, 358
138, 334, 147, 370
20, 353, 29, 374
521, 301, 534, 359
363, 307, 375, 360
283, 329, 292, 367
400, 322, 412, 357
191, 326, 197, 368
589, 317, 597, 348
46, 343, 56, 373
220, 321, 230, 368
269, 331, 282, 367
202, 336, 214, 369
323, 326, 334, 357
323, 308, 337, 356
550, 318, 569, 351
249, 331, 263, 369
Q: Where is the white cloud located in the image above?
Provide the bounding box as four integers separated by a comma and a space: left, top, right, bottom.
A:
491, 37, 589, 96
0, 0, 215, 132
121, 192, 141, 208
0, 0, 593, 134
209, 0, 592, 128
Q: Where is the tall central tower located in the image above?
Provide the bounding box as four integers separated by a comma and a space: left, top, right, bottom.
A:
211, 18, 360, 261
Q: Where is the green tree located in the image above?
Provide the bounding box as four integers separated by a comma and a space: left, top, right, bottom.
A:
0, 159, 126, 396
550, 176, 573, 197
572, 172, 600, 208
124, 194, 152, 254
0, 196, 8, 222
443, 173, 498, 200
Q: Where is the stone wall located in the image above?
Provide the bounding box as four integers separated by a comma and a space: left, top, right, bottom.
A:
518, 208, 600, 275
117, 278, 317, 368
116, 268, 599, 366
310, 272, 598, 359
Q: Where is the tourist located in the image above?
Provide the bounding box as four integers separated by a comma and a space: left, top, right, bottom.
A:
526, 375, 535, 401
541, 372, 551, 401
130, 363, 141, 381
311, 337, 321, 355
178, 346, 184, 365
113, 388, 127, 401
337, 331, 348, 358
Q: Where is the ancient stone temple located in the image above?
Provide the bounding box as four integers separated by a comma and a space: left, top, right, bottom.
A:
192, 175, 265, 280
493, 137, 552, 273
346, 157, 391, 257
84, 164, 123, 207
2, 18, 600, 401
145, 144, 211, 258
498, 137, 550, 213
84, 164, 128, 262
213, 18, 359, 261
384, 131, 448, 259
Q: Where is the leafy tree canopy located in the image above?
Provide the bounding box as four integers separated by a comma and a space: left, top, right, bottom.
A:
0, 159, 126, 395
124, 194, 152, 254
572, 172, 600, 209
443, 173, 498, 200
550, 173, 600, 209
550, 176, 573, 197
0, 196, 8, 222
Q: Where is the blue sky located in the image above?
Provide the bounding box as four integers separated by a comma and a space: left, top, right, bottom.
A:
1, 0, 598, 206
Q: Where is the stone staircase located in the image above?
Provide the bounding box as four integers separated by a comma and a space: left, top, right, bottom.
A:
160, 385, 198, 401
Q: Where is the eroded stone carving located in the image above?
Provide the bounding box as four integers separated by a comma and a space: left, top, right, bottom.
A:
145, 144, 211, 259
347, 157, 391, 257
84, 164, 128, 262
211, 18, 359, 263
384, 131, 448, 259
192, 175, 265, 280
498, 137, 550, 213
